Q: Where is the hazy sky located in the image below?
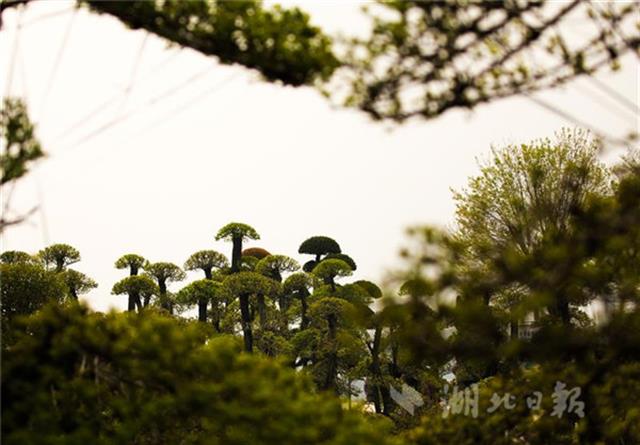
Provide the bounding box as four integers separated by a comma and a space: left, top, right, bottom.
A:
1, 1, 638, 312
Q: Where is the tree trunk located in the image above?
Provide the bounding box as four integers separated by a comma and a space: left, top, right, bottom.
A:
134, 294, 142, 312
257, 294, 267, 329
300, 292, 310, 329
127, 292, 136, 312
239, 294, 253, 352
198, 298, 207, 322
231, 236, 242, 273
322, 313, 339, 393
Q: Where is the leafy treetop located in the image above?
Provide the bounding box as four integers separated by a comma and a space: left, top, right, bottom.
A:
0, 250, 36, 264
38, 244, 81, 272
215, 222, 260, 242
184, 250, 229, 274
62, 269, 98, 300
298, 236, 341, 257
112, 275, 159, 298
256, 254, 300, 282
114, 254, 147, 275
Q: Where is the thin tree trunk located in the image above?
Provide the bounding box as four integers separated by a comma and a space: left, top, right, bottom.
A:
231, 236, 242, 273
239, 294, 253, 352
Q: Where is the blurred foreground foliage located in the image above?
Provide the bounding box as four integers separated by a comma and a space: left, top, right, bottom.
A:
2, 303, 396, 445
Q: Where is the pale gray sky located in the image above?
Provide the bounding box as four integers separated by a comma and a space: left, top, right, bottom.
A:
1, 1, 638, 312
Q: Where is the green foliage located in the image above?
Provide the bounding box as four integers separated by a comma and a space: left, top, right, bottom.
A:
298, 236, 341, 258
38, 243, 81, 272
81, 0, 338, 87
256, 254, 300, 282
0, 97, 43, 185
0, 262, 67, 324
62, 269, 98, 300
184, 250, 229, 278
114, 253, 147, 275
215, 222, 260, 242
0, 250, 37, 264
222, 271, 279, 298
454, 129, 610, 259
111, 275, 159, 311
325, 253, 357, 271
336, 1, 640, 122
144, 262, 186, 286
312, 258, 353, 286
2, 303, 397, 445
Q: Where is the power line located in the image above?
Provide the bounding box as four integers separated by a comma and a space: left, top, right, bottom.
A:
4, 7, 23, 98
524, 92, 629, 147
585, 76, 640, 115
38, 8, 77, 124
61, 63, 217, 151
118, 32, 149, 114
127, 71, 240, 141
54, 49, 180, 142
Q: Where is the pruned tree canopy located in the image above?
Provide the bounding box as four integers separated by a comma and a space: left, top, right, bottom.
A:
311, 258, 353, 284
215, 222, 260, 242
184, 250, 229, 276
298, 236, 341, 257
112, 275, 159, 299
144, 262, 186, 285
38, 244, 81, 272
256, 254, 300, 282
324, 253, 357, 271
176, 279, 222, 306
114, 254, 147, 275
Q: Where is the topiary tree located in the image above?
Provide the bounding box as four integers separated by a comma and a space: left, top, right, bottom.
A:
324, 253, 357, 271
283, 272, 314, 330
184, 250, 229, 320
298, 236, 341, 263
215, 222, 260, 273
256, 255, 300, 283
143, 262, 186, 314
0, 250, 37, 264
312, 259, 353, 292
62, 269, 97, 301
176, 279, 224, 325
242, 247, 272, 260
184, 250, 229, 279
114, 254, 147, 276
38, 244, 81, 272
301, 297, 363, 393
112, 275, 159, 312
221, 271, 279, 352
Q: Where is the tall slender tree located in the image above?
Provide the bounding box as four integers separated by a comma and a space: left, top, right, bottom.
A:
215, 223, 260, 273
144, 262, 186, 314
115, 254, 147, 276
38, 244, 81, 273
112, 276, 159, 312
184, 250, 229, 321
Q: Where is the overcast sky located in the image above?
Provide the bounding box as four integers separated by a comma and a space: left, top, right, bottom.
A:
1, 1, 637, 312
